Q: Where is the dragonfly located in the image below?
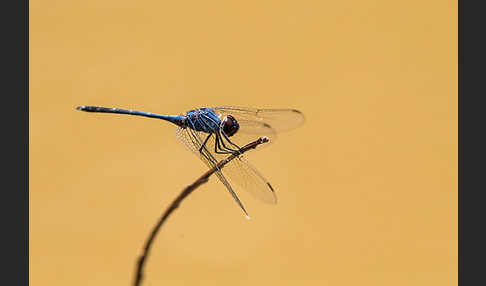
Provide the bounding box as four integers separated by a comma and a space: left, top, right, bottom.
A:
76, 105, 304, 217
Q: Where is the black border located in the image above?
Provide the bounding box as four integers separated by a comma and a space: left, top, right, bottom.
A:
3, 0, 28, 285
459, 1, 483, 285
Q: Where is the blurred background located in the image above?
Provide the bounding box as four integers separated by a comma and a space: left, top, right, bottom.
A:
30, 1, 457, 285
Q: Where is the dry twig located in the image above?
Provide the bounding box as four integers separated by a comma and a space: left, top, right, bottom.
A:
133, 136, 269, 286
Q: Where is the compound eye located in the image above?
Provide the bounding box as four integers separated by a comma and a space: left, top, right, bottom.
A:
221, 115, 239, 137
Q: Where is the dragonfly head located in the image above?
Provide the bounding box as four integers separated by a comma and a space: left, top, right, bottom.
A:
221, 115, 239, 137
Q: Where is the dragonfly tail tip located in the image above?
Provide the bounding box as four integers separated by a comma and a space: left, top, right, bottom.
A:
245, 215, 251, 220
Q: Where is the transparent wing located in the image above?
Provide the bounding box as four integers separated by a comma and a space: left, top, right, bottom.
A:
226, 119, 277, 150
175, 126, 277, 207
210, 106, 305, 132
203, 134, 277, 204
221, 154, 277, 204
175, 126, 250, 216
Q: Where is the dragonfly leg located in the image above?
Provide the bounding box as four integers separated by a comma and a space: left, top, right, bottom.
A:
217, 130, 241, 155
214, 134, 234, 155
218, 129, 241, 152
198, 134, 212, 153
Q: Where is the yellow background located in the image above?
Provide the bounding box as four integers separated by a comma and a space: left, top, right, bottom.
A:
30, 1, 457, 285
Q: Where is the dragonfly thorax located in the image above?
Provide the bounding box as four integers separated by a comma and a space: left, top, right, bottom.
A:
185, 108, 224, 134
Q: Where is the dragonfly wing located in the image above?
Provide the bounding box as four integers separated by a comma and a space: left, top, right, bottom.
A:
175, 126, 249, 216
199, 151, 250, 216
211, 106, 305, 132
174, 125, 200, 156
220, 154, 277, 204
226, 119, 277, 150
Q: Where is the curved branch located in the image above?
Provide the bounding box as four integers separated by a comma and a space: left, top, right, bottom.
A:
133, 136, 269, 286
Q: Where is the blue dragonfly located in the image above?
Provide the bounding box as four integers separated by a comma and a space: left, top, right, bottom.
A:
76, 105, 304, 217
